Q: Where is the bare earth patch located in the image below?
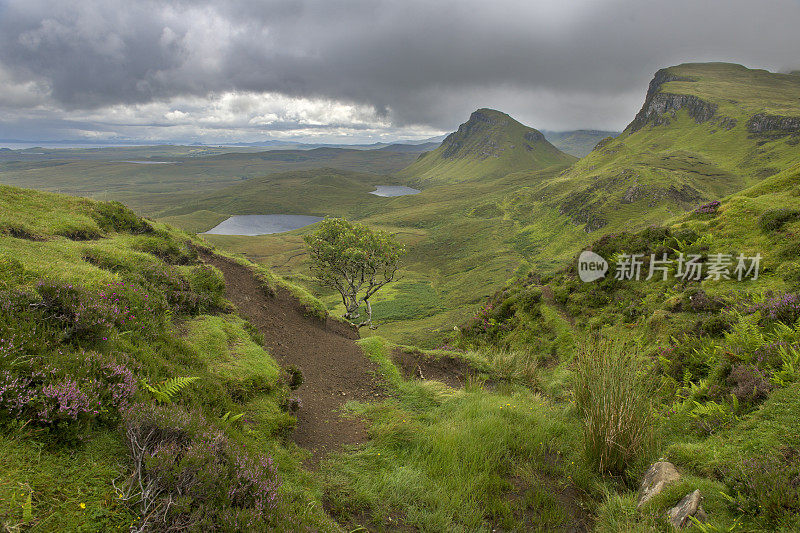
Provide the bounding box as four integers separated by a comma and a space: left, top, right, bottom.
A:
201, 252, 387, 465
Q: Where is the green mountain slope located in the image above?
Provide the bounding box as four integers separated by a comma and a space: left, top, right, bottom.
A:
546, 63, 800, 232
454, 161, 800, 531
542, 129, 621, 157
396, 108, 576, 186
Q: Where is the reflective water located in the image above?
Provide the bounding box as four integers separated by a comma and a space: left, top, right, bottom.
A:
114, 160, 177, 164
203, 214, 323, 236
369, 185, 421, 197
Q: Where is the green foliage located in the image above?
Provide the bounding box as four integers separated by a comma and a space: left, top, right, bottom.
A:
91, 201, 152, 234
573, 338, 655, 475
140, 376, 200, 404
326, 336, 589, 531
304, 217, 404, 324
131, 234, 197, 265
121, 404, 281, 531
284, 365, 304, 391
758, 207, 800, 232
368, 280, 441, 322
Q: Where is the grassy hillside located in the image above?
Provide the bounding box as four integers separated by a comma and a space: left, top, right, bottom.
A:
0, 185, 643, 532
542, 129, 621, 157
0, 186, 342, 531
169, 64, 799, 350
396, 108, 576, 186
547, 63, 800, 233
451, 161, 800, 531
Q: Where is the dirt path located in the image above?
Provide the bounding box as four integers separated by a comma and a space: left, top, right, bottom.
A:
201, 253, 386, 465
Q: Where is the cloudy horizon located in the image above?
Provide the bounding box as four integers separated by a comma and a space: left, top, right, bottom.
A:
1, 0, 799, 145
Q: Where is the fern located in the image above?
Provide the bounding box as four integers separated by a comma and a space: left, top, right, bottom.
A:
141, 376, 199, 404
772, 345, 800, 387
221, 411, 245, 425
22, 490, 32, 525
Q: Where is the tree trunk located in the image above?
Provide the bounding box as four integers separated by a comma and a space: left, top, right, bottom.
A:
342, 292, 360, 319
357, 298, 377, 329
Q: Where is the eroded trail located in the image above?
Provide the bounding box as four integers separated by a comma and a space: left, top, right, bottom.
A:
201, 253, 386, 464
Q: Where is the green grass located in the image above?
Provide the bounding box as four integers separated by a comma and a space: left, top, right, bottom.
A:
322, 336, 594, 532
184, 314, 281, 384
0, 431, 132, 532
0, 185, 339, 531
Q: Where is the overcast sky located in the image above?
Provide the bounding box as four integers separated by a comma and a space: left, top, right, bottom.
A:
1, 0, 799, 144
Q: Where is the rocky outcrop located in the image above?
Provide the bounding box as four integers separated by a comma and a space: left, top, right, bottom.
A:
625, 68, 720, 132
638, 461, 681, 508
747, 113, 800, 134
628, 93, 717, 132
668, 490, 708, 528
524, 130, 545, 144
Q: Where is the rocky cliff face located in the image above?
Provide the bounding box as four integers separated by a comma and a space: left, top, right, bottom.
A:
626, 68, 719, 132
747, 113, 800, 134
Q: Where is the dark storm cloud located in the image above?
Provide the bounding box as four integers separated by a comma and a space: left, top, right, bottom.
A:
1, 0, 799, 141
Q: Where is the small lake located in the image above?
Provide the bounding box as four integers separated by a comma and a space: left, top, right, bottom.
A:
114, 160, 178, 165
369, 185, 421, 197
203, 215, 323, 236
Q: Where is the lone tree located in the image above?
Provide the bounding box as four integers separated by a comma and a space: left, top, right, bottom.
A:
304, 218, 404, 328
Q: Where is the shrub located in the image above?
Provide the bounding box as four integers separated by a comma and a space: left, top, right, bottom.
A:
697, 314, 734, 337
658, 335, 717, 383
185, 264, 226, 310
36, 280, 154, 341
758, 208, 800, 232
516, 286, 542, 313
0, 348, 138, 442
83, 251, 220, 315
694, 200, 721, 215
749, 293, 800, 326
284, 365, 304, 391
724, 448, 800, 526
727, 364, 771, 404
132, 235, 197, 265
121, 404, 280, 531
684, 289, 724, 313
91, 201, 152, 234
573, 338, 654, 475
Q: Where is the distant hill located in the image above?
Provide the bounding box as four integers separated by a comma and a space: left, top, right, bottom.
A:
160, 167, 400, 227
541, 62, 800, 232
541, 129, 620, 157
396, 108, 576, 186
377, 142, 441, 153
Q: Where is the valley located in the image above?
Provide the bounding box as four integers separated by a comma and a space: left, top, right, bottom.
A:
2, 61, 800, 531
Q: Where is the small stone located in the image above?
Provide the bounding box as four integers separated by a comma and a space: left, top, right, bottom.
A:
668, 489, 707, 529
638, 461, 681, 508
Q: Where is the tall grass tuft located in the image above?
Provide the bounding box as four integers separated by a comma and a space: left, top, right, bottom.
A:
573, 337, 654, 475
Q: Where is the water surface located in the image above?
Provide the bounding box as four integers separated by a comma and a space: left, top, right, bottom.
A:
369, 185, 421, 197
114, 160, 178, 164
204, 214, 323, 236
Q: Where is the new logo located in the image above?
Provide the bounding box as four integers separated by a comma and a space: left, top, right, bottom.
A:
577, 250, 608, 282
